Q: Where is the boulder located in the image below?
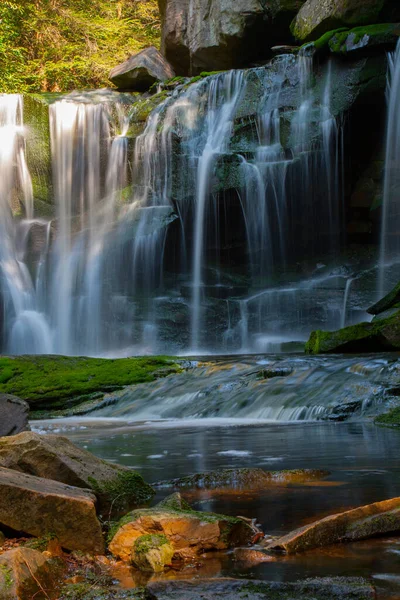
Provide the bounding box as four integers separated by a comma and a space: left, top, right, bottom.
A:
155, 468, 330, 490
131, 533, 174, 572
0, 547, 62, 600
0, 395, 30, 437
109, 46, 175, 91
0, 467, 104, 554
291, 0, 400, 42
0, 432, 154, 517
266, 496, 400, 554
327, 24, 400, 55
109, 493, 253, 562
158, 0, 306, 74
146, 577, 375, 599
305, 309, 400, 353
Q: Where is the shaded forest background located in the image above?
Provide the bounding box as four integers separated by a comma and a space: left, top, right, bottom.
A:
0, 0, 160, 92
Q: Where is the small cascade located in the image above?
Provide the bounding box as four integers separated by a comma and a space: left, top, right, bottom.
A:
379, 39, 400, 297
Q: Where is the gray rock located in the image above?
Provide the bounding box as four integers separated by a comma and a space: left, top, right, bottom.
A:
110, 46, 175, 91
291, 0, 400, 42
158, 0, 306, 74
0, 394, 30, 437
146, 577, 375, 599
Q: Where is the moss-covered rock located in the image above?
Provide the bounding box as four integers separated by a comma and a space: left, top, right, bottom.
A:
291, 0, 400, 42
131, 534, 174, 572
375, 406, 400, 427
305, 310, 400, 353
108, 493, 253, 562
368, 280, 400, 315
0, 355, 181, 415
328, 23, 400, 54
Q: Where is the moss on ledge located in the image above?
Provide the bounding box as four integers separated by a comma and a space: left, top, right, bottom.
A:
0, 355, 181, 413
375, 407, 400, 427
307, 24, 400, 56
305, 310, 400, 354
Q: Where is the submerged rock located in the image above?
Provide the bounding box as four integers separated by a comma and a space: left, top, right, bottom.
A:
305, 309, 400, 353
154, 468, 330, 490
146, 577, 375, 599
0, 431, 154, 517
0, 547, 61, 600
291, 0, 400, 42
109, 493, 253, 563
0, 466, 104, 554
0, 395, 30, 437
109, 46, 175, 91
266, 496, 400, 554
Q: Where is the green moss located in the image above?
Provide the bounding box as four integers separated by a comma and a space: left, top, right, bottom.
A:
0, 0, 160, 94
303, 27, 349, 51
23, 533, 57, 551
0, 355, 181, 413
128, 91, 170, 124
134, 533, 169, 554
0, 564, 13, 589
329, 23, 400, 54
375, 406, 400, 427
87, 471, 155, 515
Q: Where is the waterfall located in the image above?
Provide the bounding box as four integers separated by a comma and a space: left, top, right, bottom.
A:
0, 53, 350, 356
378, 39, 400, 298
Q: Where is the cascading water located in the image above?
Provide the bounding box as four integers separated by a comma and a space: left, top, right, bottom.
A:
0, 52, 373, 356
379, 39, 400, 298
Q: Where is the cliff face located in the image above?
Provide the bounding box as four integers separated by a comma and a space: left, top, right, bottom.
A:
158, 0, 305, 74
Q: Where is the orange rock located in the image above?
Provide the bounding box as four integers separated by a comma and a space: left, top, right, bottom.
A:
0, 547, 62, 599
267, 497, 400, 554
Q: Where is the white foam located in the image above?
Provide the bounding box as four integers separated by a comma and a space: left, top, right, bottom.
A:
217, 450, 252, 457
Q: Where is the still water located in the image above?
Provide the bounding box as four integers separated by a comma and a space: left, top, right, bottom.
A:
34, 418, 400, 598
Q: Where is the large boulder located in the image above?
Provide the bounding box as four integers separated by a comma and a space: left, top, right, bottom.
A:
291, 0, 400, 42
109, 493, 253, 562
0, 432, 154, 518
146, 577, 375, 600
158, 0, 306, 74
0, 547, 61, 600
0, 395, 30, 437
305, 309, 400, 353
0, 466, 104, 554
368, 280, 400, 315
266, 496, 400, 554
109, 46, 175, 91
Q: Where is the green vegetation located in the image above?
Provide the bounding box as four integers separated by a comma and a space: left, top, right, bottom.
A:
0, 0, 160, 93
0, 355, 181, 412
134, 533, 169, 554
0, 564, 13, 589
375, 406, 400, 427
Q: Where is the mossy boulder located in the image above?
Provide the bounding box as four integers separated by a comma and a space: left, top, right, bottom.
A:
0, 547, 62, 600
108, 493, 253, 562
305, 310, 400, 354
328, 23, 400, 54
375, 406, 400, 427
266, 496, 400, 554
131, 534, 174, 572
291, 0, 400, 42
0, 432, 155, 518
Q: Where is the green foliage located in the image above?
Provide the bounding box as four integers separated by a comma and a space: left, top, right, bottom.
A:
375, 406, 400, 427
0, 355, 180, 410
0, 0, 160, 93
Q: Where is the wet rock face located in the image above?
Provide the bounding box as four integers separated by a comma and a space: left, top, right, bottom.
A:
0, 431, 154, 518
291, 0, 400, 42
109, 46, 175, 91
146, 577, 375, 599
0, 395, 30, 437
0, 466, 104, 554
157, 0, 306, 74
0, 547, 62, 600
